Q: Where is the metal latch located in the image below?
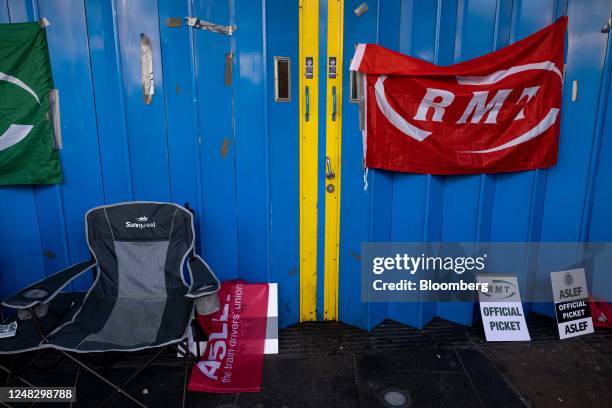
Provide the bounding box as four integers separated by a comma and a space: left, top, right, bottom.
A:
186, 17, 236, 36
140, 34, 154, 104
49, 89, 62, 149
602, 11, 612, 33
225, 53, 233, 85
326, 156, 335, 180
140, 33, 155, 105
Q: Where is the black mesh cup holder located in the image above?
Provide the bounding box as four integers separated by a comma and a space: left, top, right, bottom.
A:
22, 288, 49, 299
17, 289, 50, 320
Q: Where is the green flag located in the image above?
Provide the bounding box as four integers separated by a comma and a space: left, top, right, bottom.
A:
0, 22, 62, 185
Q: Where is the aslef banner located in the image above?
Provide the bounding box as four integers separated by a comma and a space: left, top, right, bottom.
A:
0, 22, 62, 185
349, 17, 567, 175
476, 275, 530, 342
551, 268, 594, 340
188, 281, 269, 393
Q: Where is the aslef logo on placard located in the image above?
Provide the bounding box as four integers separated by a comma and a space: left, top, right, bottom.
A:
125, 216, 155, 229
559, 277, 583, 300
481, 279, 517, 300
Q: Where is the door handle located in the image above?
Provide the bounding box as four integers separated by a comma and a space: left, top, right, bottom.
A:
331, 86, 337, 121
305, 86, 310, 122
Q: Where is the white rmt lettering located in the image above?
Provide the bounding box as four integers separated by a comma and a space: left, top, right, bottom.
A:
514, 86, 540, 120
413, 88, 455, 122
457, 89, 512, 124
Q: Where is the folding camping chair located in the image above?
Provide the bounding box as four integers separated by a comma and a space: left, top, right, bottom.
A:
0, 202, 220, 407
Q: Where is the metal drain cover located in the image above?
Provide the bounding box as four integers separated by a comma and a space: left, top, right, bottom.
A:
380, 388, 411, 407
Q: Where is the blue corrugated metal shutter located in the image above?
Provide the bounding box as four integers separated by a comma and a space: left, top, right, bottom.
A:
0, 0, 610, 331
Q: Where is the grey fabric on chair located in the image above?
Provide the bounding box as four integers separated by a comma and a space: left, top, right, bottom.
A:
0, 202, 220, 407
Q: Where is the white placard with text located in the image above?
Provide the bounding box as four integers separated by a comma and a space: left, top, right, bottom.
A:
550, 269, 594, 340
477, 275, 530, 341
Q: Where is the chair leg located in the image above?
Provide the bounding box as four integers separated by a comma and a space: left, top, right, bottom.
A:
2, 350, 47, 387
57, 351, 147, 408
182, 340, 190, 408
172, 344, 199, 365
96, 346, 168, 408
0, 364, 37, 389
69, 366, 80, 408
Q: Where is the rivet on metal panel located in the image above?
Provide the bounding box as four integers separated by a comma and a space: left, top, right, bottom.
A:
572, 80, 578, 102
166, 18, 183, 28
354, 3, 368, 17
225, 53, 233, 86
39, 18, 50, 28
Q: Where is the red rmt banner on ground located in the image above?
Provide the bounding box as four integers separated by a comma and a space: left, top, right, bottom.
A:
350, 17, 567, 174
188, 282, 269, 393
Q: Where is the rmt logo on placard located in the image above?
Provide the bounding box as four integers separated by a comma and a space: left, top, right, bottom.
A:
481, 279, 517, 300
125, 216, 155, 229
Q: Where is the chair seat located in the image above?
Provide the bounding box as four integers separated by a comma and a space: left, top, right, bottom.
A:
45, 295, 193, 353
1, 292, 193, 354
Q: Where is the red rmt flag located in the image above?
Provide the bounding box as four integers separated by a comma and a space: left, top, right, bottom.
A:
350, 17, 567, 175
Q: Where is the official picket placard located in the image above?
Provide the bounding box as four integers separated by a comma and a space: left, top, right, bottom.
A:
477, 275, 530, 341
550, 268, 594, 340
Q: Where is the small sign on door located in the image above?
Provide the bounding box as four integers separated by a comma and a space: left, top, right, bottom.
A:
328, 57, 337, 78
305, 57, 314, 79
550, 268, 594, 339
476, 275, 531, 341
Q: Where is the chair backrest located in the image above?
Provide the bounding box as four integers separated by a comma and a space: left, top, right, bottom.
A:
77, 202, 195, 348
86, 202, 194, 296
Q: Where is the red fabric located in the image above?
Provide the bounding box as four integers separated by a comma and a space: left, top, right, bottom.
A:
188, 282, 269, 393
351, 17, 567, 174
590, 299, 612, 328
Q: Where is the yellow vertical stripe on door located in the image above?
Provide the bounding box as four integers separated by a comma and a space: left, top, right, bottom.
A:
299, 0, 319, 321
323, 0, 343, 320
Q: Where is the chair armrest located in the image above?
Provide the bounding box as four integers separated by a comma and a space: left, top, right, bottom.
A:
2, 259, 97, 309
186, 255, 220, 298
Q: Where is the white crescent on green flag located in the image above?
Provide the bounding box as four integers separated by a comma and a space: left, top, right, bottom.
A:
0, 22, 62, 185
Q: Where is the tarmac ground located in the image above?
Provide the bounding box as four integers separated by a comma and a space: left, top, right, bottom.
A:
1, 314, 611, 407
